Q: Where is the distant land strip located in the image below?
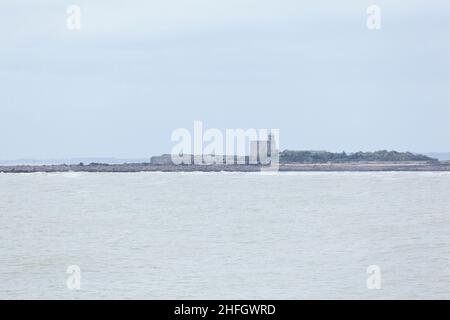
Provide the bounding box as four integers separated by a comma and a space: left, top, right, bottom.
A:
2, 161, 450, 173
2, 151, 450, 173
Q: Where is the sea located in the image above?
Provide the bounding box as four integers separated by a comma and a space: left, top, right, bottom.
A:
0, 171, 449, 299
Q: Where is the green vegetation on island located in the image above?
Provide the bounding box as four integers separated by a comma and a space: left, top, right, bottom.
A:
279, 150, 436, 163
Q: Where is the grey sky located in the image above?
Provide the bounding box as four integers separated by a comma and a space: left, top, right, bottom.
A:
0, 0, 449, 159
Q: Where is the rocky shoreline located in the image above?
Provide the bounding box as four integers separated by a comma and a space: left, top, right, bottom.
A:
1, 161, 450, 173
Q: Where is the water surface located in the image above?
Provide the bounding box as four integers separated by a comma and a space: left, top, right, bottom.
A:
0, 172, 449, 299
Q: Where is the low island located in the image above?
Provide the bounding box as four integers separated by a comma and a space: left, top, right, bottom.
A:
1, 150, 450, 173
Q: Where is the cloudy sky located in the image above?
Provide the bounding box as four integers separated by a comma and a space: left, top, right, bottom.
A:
0, 0, 449, 159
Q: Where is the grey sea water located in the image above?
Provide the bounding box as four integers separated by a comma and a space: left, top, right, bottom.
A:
0, 172, 449, 299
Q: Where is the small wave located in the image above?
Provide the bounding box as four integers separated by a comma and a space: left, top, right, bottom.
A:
58, 171, 85, 178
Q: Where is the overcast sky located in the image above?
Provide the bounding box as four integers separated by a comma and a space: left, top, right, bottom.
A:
0, 0, 449, 159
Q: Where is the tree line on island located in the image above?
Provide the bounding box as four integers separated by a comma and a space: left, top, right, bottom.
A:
279, 150, 436, 164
